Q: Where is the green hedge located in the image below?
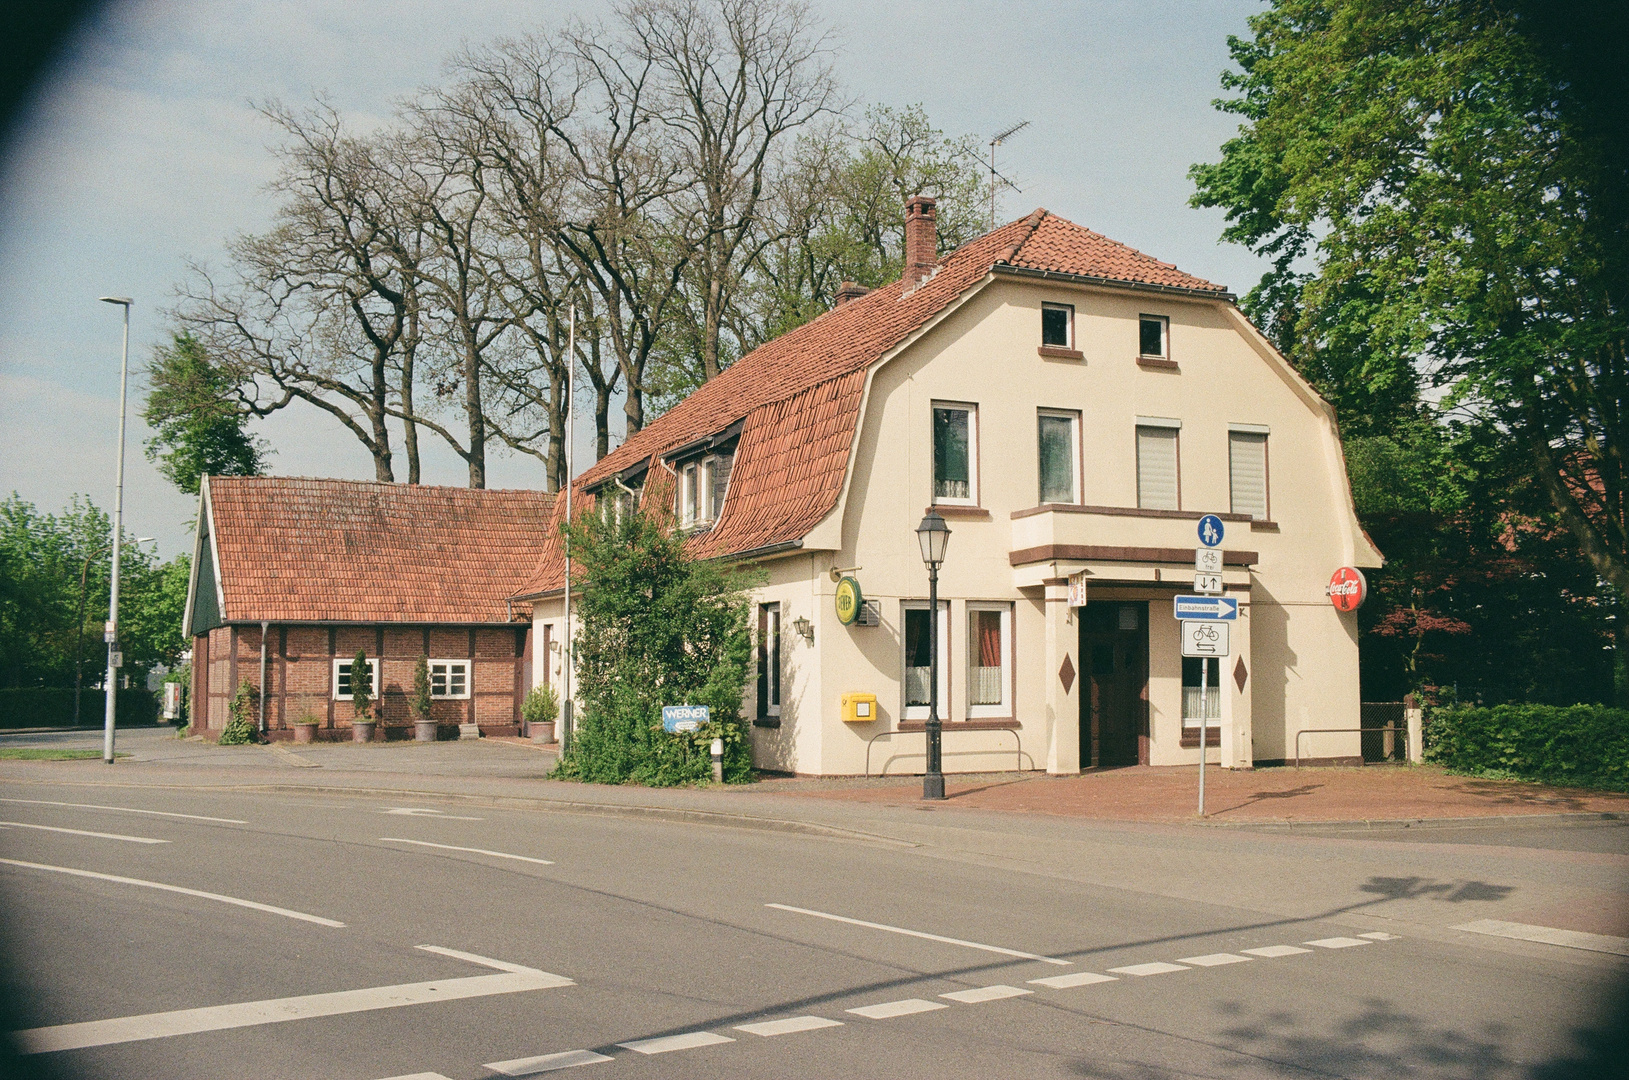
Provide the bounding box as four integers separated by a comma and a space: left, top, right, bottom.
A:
1426, 704, 1629, 791
0, 688, 160, 729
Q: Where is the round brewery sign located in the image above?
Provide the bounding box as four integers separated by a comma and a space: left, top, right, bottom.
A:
1327, 566, 1368, 612
834, 576, 864, 625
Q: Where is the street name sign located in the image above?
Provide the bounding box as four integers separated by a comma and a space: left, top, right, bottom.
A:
1197, 515, 1225, 547
1194, 547, 1222, 574
1181, 621, 1230, 657
1192, 572, 1223, 595
662, 705, 709, 733
1173, 594, 1238, 620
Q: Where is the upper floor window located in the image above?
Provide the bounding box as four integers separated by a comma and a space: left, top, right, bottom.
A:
1038, 409, 1080, 504
677, 451, 733, 528
1041, 303, 1073, 348
1139, 314, 1169, 359
1136, 419, 1180, 511
602, 484, 639, 525
933, 403, 978, 505
1229, 428, 1269, 520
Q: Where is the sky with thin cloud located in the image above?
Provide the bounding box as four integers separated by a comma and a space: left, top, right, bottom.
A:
0, 0, 1267, 558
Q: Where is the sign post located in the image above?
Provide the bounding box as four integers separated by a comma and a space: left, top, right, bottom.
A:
1178, 581, 1235, 818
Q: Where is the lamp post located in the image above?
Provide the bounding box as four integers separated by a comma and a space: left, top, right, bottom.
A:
99, 295, 133, 765
915, 511, 951, 800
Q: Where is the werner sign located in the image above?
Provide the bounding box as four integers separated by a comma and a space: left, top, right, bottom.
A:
661, 705, 709, 733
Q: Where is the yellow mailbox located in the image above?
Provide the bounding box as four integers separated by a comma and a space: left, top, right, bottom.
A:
841, 692, 878, 723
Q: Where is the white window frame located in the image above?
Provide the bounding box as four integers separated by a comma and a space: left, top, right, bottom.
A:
428, 659, 471, 699
332, 657, 376, 700
1135, 417, 1182, 511
1139, 313, 1170, 359
1041, 302, 1074, 349
965, 602, 1013, 719
901, 600, 951, 721
1037, 408, 1081, 505
931, 401, 979, 507
678, 457, 717, 529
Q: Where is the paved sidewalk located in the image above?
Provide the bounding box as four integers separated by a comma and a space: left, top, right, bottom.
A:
763, 763, 1629, 825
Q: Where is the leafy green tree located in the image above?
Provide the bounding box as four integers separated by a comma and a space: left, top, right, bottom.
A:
554, 501, 754, 785
143, 332, 266, 495
1191, 0, 1629, 589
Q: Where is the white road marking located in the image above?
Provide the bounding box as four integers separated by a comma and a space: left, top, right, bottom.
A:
16, 947, 572, 1054
484, 1049, 613, 1074
1176, 953, 1251, 967
767, 903, 1071, 965
1304, 937, 1372, 949
0, 797, 245, 824
734, 1015, 844, 1037
384, 808, 484, 820
376, 1074, 458, 1079
379, 839, 553, 865
0, 858, 344, 927
846, 998, 948, 1020
1451, 919, 1629, 957
1029, 972, 1117, 989
0, 820, 168, 844
1242, 945, 1311, 958
941, 984, 1031, 1004
1107, 962, 1190, 977
617, 1031, 733, 1055
1359, 932, 1400, 941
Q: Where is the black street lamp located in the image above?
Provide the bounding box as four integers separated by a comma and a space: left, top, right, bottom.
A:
915, 511, 951, 800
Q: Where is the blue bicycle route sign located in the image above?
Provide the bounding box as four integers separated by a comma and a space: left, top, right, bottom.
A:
662, 705, 710, 732
1173, 595, 1238, 620
1197, 514, 1225, 547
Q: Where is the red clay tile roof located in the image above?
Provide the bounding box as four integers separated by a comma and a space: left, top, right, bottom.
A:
204, 476, 552, 623
515, 210, 1227, 596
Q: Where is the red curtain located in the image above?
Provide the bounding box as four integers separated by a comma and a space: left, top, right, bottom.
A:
977, 611, 1002, 666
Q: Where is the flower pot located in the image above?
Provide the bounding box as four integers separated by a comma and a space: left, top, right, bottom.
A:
351, 720, 376, 743
293, 723, 318, 745
414, 719, 438, 742
530, 720, 555, 744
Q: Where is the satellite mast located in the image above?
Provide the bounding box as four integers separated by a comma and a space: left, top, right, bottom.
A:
988, 119, 1030, 230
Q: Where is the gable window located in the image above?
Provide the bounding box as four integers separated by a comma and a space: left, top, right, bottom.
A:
1139, 314, 1169, 359
332, 657, 375, 700
429, 660, 470, 699
1136, 419, 1180, 511
932, 402, 978, 505
1229, 427, 1269, 521
1041, 303, 1073, 348
966, 603, 1013, 718
756, 603, 781, 725
902, 600, 950, 720
1038, 409, 1080, 504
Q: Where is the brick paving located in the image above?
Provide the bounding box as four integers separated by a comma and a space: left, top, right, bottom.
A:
766, 764, 1629, 824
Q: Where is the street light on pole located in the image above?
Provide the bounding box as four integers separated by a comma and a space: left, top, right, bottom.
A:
99, 295, 133, 765
915, 511, 951, 800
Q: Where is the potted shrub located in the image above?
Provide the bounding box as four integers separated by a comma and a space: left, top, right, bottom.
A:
410, 655, 437, 742
523, 682, 559, 743
292, 709, 321, 744
349, 648, 377, 742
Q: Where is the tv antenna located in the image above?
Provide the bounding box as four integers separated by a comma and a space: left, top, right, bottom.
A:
988, 119, 1029, 230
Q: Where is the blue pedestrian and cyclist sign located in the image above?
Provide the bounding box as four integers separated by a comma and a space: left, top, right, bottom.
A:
1197, 514, 1225, 547
1173, 594, 1238, 620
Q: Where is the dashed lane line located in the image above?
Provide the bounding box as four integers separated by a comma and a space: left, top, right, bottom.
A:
16, 947, 571, 1054
1030, 971, 1117, 989
941, 984, 1031, 1004
846, 998, 948, 1020
485, 1049, 613, 1075
1176, 953, 1251, 967
734, 1015, 844, 1037
379, 838, 554, 865
384, 808, 484, 820
1243, 945, 1311, 958
0, 797, 246, 824
1107, 962, 1190, 977
0, 858, 344, 928
1360, 932, 1400, 941
1304, 937, 1372, 949
767, 903, 1072, 965
0, 820, 168, 844
617, 1031, 734, 1055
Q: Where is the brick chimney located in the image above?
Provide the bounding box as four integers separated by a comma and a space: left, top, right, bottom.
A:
903, 195, 937, 293
834, 281, 870, 306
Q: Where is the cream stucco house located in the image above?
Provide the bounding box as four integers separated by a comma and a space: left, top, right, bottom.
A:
514, 199, 1383, 775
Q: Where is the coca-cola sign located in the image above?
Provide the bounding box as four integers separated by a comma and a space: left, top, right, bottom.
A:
1326, 566, 1367, 612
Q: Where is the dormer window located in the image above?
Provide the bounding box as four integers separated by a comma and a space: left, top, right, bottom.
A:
679, 457, 712, 528
667, 420, 742, 530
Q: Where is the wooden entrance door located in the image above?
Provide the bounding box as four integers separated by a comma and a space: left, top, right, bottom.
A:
1081, 602, 1148, 767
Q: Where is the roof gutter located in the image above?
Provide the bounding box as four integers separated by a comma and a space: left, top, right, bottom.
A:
992, 263, 1237, 303
710, 539, 803, 564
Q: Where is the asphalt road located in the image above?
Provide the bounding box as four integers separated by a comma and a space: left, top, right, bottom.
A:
1, 739, 1625, 1079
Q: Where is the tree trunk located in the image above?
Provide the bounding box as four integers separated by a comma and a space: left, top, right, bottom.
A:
596, 382, 613, 461
464, 339, 486, 488
402, 312, 421, 485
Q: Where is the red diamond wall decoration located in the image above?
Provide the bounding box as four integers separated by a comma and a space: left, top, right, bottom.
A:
1059, 654, 1076, 694
1233, 656, 1248, 692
